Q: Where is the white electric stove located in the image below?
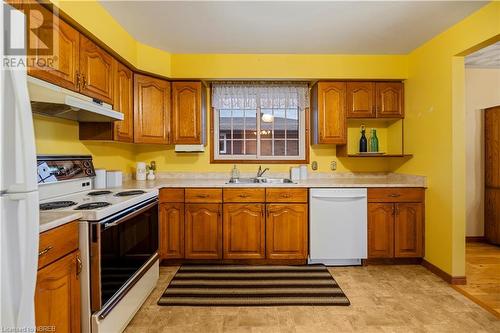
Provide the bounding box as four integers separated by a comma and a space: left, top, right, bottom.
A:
37, 155, 159, 333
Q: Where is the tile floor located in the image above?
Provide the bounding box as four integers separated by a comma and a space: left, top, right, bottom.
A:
125, 265, 500, 332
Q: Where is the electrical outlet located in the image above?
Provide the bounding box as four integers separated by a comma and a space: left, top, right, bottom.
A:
311, 161, 318, 171
330, 161, 337, 171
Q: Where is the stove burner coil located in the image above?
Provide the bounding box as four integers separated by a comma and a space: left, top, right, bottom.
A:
40, 201, 78, 211
115, 190, 146, 197
87, 190, 112, 196
75, 202, 111, 210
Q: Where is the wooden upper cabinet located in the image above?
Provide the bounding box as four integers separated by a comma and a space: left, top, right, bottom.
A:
376, 82, 404, 118
368, 203, 394, 258
223, 204, 265, 259
311, 82, 346, 144
159, 202, 185, 259
79, 35, 113, 104
35, 251, 81, 333
171, 81, 206, 145
346, 82, 375, 118
266, 204, 308, 260
27, 3, 80, 91
134, 74, 170, 144
395, 203, 423, 257
113, 60, 133, 142
185, 204, 222, 259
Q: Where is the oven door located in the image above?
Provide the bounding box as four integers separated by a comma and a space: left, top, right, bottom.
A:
90, 197, 158, 314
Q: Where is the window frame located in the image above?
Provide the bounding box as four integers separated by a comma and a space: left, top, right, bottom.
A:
210, 106, 310, 164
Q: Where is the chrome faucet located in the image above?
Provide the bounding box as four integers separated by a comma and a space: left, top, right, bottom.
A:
256, 165, 269, 178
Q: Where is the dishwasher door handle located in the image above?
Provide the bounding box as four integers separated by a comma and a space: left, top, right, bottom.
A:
311, 195, 366, 200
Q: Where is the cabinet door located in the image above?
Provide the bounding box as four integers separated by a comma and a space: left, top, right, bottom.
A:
314, 82, 346, 144
266, 204, 308, 260
134, 74, 170, 144
171, 82, 204, 144
79, 35, 113, 103
113, 60, 134, 142
223, 204, 265, 259
346, 82, 375, 118
35, 251, 81, 333
159, 203, 184, 259
375, 82, 404, 118
485, 188, 500, 245
185, 204, 222, 259
485, 106, 500, 188
368, 203, 394, 258
27, 3, 80, 91
394, 203, 423, 257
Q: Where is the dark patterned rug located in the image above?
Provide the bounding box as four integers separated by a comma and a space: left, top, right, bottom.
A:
158, 265, 350, 306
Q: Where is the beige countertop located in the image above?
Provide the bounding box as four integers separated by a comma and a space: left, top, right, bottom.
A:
118, 172, 426, 190
40, 211, 82, 233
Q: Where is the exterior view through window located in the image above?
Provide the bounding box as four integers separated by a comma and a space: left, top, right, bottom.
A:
212, 82, 309, 162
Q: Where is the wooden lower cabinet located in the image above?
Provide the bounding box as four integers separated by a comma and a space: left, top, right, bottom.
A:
368, 189, 425, 260
35, 250, 81, 333
395, 203, 423, 257
223, 204, 265, 259
368, 203, 394, 258
266, 204, 308, 260
159, 203, 184, 259
185, 204, 222, 259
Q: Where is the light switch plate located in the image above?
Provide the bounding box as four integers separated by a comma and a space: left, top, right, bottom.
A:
311, 161, 318, 170
330, 161, 337, 171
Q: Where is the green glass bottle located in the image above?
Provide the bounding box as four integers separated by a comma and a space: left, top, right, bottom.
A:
369, 128, 379, 152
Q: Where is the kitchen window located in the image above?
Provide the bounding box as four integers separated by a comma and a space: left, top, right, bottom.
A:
211, 82, 309, 162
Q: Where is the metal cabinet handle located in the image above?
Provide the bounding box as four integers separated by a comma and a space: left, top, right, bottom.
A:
196, 194, 209, 198
38, 246, 53, 257
389, 193, 401, 198
76, 72, 80, 89
82, 75, 87, 89
280, 194, 290, 198
239, 194, 250, 198
76, 256, 82, 276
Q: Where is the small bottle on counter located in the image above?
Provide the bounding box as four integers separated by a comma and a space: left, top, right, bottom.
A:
231, 165, 240, 180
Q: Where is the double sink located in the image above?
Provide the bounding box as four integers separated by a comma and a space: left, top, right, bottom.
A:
226, 177, 296, 184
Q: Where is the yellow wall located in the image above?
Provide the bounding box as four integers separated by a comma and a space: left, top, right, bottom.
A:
396, 2, 500, 276
34, 115, 137, 173
171, 54, 407, 79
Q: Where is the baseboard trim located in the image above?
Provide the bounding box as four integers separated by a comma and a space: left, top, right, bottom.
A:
364, 258, 422, 265
422, 259, 466, 285
466, 236, 487, 243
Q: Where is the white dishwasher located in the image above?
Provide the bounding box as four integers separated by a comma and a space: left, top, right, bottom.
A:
309, 188, 367, 266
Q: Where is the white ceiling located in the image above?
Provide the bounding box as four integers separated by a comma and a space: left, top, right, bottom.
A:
465, 42, 500, 68
100, 1, 487, 54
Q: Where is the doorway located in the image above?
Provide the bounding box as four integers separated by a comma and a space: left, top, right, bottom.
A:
458, 42, 500, 318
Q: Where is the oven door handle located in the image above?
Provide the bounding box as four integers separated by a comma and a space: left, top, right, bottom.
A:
103, 199, 158, 229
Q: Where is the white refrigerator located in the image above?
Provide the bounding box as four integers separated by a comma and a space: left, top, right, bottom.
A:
0, 3, 40, 331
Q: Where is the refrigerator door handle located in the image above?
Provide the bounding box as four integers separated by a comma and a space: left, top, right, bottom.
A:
7, 60, 37, 193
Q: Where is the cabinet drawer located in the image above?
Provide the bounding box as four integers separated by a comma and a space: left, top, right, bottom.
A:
368, 188, 424, 203
185, 188, 222, 203
160, 188, 185, 203
38, 222, 79, 270
223, 188, 265, 202
266, 188, 308, 203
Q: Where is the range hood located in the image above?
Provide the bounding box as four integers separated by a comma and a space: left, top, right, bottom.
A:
28, 76, 124, 122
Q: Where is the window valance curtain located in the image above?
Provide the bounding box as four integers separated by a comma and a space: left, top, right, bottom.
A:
211, 82, 310, 110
